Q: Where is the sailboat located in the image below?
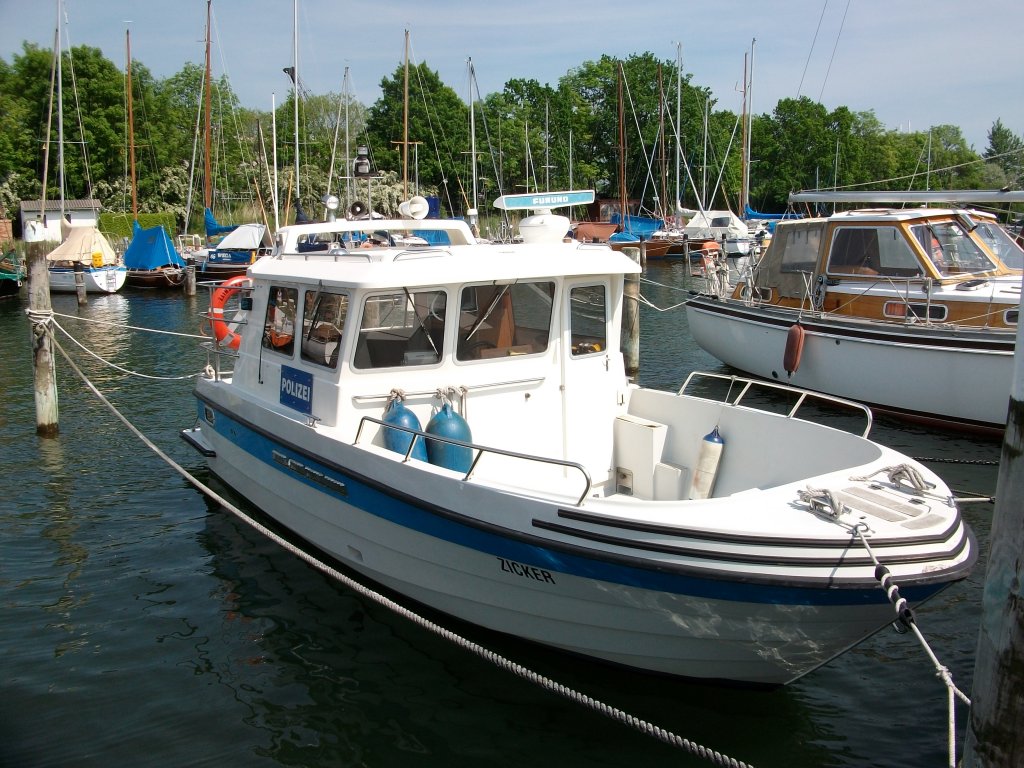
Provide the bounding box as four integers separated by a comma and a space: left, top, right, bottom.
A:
192, 0, 270, 279
121, 29, 187, 290
605, 62, 672, 259
43, 0, 126, 294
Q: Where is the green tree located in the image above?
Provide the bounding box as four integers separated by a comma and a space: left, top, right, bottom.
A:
984, 118, 1023, 185
365, 61, 469, 216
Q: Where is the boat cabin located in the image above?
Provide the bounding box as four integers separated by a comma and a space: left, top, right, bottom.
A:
737, 208, 1021, 329
211, 216, 640, 494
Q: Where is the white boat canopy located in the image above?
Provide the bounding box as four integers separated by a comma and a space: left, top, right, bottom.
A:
45, 225, 118, 265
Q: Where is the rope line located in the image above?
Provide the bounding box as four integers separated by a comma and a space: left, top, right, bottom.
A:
49, 309, 207, 339
913, 456, 999, 466
798, 482, 970, 768
50, 318, 204, 381
45, 329, 755, 768
853, 527, 970, 768
636, 278, 694, 312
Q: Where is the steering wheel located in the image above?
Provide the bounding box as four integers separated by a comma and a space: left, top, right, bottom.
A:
428, 293, 446, 322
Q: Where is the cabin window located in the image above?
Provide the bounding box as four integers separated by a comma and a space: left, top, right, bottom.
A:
828, 227, 920, 277
975, 220, 1024, 270
262, 285, 298, 356
910, 222, 999, 277
828, 228, 881, 275
778, 226, 821, 273
570, 285, 607, 356
456, 281, 555, 360
300, 290, 349, 368
352, 289, 445, 369
883, 300, 948, 322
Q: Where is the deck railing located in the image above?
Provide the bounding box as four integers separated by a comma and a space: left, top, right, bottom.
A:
678, 371, 874, 437
354, 415, 593, 506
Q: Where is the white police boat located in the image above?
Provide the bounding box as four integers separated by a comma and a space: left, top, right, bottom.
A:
182, 191, 975, 685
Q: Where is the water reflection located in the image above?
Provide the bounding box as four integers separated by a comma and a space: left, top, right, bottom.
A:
0, 264, 1002, 768
189, 485, 849, 767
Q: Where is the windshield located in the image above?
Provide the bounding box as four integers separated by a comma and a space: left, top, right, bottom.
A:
974, 220, 1024, 270
909, 221, 1000, 277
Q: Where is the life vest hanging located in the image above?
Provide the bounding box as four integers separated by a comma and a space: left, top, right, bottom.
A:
209, 275, 249, 350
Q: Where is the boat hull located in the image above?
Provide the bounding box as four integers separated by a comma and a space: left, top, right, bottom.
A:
48, 264, 127, 293
686, 296, 1013, 432
190, 392, 959, 686
0, 274, 22, 299
125, 266, 186, 290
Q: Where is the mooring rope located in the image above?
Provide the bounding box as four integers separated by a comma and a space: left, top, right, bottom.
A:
636, 276, 695, 312
45, 330, 754, 768
913, 456, 999, 466
853, 526, 970, 768
49, 316, 204, 381
49, 309, 207, 339
798, 486, 970, 768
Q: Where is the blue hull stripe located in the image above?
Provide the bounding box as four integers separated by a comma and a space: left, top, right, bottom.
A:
197, 395, 955, 608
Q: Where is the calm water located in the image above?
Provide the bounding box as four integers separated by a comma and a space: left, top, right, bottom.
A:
0, 262, 1001, 768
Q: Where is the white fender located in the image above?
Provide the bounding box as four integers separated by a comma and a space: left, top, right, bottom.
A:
689, 426, 724, 500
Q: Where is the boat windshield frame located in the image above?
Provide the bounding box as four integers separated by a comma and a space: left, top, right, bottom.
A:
910, 221, 1000, 278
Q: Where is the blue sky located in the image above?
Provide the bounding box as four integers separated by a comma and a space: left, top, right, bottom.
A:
2, 0, 1021, 154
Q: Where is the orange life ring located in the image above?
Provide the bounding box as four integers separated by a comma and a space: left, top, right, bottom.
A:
209, 275, 249, 350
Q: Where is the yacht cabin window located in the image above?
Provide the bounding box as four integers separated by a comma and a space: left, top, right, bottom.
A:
778, 225, 822, 273
456, 281, 555, 361
910, 221, 1001, 276
300, 290, 349, 368
569, 285, 607, 356
828, 227, 920, 277
262, 285, 298, 356
352, 289, 446, 369
974, 220, 1023, 270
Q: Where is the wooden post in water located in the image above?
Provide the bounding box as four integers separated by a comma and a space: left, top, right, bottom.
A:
621, 246, 641, 382
962, 296, 1024, 767
184, 255, 196, 296
27, 243, 59, 436
73, 260, 87, 305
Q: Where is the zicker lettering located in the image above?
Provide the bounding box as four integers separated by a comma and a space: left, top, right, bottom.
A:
498, 557, 555, 584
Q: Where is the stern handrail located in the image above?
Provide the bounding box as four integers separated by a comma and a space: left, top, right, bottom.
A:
678, 371, 874, 437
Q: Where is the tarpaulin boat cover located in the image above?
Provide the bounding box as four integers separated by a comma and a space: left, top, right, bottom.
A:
124, 221, 186, 270
46, 225, 118, 264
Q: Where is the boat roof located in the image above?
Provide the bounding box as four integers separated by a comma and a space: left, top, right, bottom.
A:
772, 207, 992, 230
257, 217, 640, 290
275, 217, 478, 250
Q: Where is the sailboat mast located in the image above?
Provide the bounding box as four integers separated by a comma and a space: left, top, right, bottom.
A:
674, 43, 682, 213
617, 62, 626, 225
203, 0, 212, 212
40, 25, 58, 226
343, 68, 351, 206
468, 58, 478, 209
544, 99, 550, 192
271, 92, 279, 230
126, 28, 137, 219
658, 64, 666, 220
293, 0, 300, 202
739, 51, 748, 216
57, 0, 65, 219
742, 38, 756, 217
402, 30, 409, 200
